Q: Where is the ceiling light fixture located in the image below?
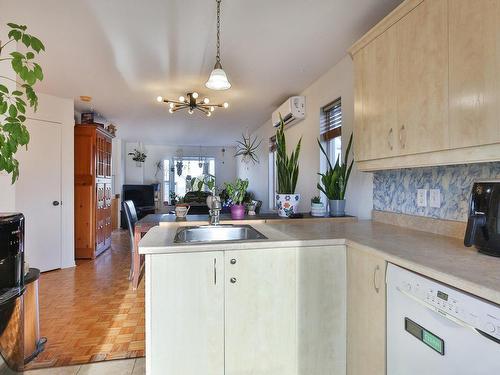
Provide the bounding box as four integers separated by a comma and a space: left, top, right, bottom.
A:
205, 0, 231, 90
157, 92, 229, 117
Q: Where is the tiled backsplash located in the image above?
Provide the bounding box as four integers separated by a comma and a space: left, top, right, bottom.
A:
373, 162, 500, 222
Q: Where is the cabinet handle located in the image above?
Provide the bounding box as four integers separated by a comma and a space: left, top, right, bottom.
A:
399, 125, 406, 149
214, 258, 217, 285
230, 277, 237, 284
387, 128, 394, 150
373, 265, 381, 294
230, 258, 236, 265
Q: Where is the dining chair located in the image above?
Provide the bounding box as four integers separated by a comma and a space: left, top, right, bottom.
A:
122, 200, 138, 281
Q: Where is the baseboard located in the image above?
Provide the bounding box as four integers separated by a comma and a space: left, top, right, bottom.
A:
372, 210, 466, 239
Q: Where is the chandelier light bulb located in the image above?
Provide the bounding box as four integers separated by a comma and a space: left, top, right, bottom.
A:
223, 102, 229, 109
203, 98, 210, 104
169, 108, 174, 114
188, 109, 194, 115
179, 96, 185, 102
210, 106, 215, 112
192, 92, 199, 99
169, 102, 175, 109
207, 111, 212, 117
156, 96, 163, 103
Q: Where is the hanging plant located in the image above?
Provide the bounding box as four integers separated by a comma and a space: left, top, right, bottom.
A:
176, 160, 184, 176
0, 23, 45, 183
235, 133, 261, 164
128, 148, 147, 162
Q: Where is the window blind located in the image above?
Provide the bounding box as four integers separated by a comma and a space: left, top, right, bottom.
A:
320, 98, 342, 141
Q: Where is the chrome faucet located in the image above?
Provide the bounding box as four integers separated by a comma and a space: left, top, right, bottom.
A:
207, 195, 222, 225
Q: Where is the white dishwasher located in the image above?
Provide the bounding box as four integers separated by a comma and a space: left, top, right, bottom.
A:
387, 263, 500, 375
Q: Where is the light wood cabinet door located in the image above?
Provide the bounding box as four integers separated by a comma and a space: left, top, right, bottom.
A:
147, 252, 224, 375
449, 0, 500, 148
225, 248, 297, 375
355, 26, 398, 161
396, 0, 448, 155
347, 247, 386, 375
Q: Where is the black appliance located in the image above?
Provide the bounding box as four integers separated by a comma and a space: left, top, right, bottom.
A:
464, 181, 500, 257
121, 185, 156, 228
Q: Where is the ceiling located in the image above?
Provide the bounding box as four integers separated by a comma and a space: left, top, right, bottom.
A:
1, 0, 402, 146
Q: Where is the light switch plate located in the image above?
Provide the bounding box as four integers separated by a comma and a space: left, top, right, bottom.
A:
417, 189, 427, 207
429, 189, 441, 208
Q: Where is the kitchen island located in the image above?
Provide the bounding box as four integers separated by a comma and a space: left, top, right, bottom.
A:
139, 220, 500, 375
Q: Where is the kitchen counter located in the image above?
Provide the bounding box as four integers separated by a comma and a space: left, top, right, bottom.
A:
139, 220, 500, 305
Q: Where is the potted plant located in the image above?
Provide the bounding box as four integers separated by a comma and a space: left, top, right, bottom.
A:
224, 178, 249, 220
317, 133, 354, 217
275, 115, 302, 217
235, 133, 261, 164
310, 196, 325, 217
243, 192, 256, 215
128, 149, 147, 167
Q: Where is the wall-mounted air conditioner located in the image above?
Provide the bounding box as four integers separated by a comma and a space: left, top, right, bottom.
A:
271, 96, 305, 128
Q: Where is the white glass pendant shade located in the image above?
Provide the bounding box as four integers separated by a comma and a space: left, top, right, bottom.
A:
205, 62, 231, 90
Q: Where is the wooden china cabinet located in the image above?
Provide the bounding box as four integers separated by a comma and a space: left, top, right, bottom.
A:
74, 124, 114, 259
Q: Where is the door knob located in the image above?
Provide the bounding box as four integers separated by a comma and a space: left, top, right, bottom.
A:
52, 201, 60, 206
230, 259, 237, 264
230, 277, 237, 284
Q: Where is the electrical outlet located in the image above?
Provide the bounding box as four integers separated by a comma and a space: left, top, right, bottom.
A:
429, 189, 441, 208
417, 189, 428, 207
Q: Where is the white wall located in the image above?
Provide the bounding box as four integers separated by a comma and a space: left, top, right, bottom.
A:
123, 142, 237, 189
237, 56, 373, 219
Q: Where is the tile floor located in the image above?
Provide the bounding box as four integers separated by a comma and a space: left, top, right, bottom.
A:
25, 230, 145, 369
1, 358, 144, 374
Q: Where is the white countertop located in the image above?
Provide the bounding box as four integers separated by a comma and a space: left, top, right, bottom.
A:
139, 220, 500, 305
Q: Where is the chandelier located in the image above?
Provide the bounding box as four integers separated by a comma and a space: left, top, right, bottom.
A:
156, 92, 228, 117
205, 0, 231, 90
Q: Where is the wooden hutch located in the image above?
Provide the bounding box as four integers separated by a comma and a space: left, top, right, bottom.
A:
74, 124, 114, 259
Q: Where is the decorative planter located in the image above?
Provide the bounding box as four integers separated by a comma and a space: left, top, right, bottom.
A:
136, 161, 143, 168
329, 199, 346, 217
245, 203, 257, 216
311, 202, 325, 217
276, 194, 301, 218
230, 204, 245, 220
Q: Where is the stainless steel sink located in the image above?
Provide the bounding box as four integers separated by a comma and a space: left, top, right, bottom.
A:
174, 225, 267, 243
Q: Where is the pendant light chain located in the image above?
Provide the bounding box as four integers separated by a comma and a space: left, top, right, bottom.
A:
216, 0, 221, 63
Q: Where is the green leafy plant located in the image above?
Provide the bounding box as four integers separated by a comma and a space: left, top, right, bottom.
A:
276, 115, 302, 194
235, 133, 261, 164
317, 133, 354, 200
191, 174, 216, 193
224, 178, 249, 205
311, 196, 321, 204
0, 23, 45, 182
128, 149, 147, 162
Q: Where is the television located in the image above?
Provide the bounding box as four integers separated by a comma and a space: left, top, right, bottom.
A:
122, 184, 155, 208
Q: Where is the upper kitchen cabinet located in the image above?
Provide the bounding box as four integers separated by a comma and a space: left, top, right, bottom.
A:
395, 0, 448, 155
349, 0, 500, 171
449, 0, 500, 148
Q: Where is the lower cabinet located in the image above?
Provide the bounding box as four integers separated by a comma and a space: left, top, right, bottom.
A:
146, 251, 224, 375
347, 246, 387, 375
225, 249, 297, 375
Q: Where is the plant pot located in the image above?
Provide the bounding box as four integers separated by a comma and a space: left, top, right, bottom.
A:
329, 199, 346, 217
230, 204, 245, 220
311, 202, 325, 217
276, 194, 301, 218
136, 161, 142, 167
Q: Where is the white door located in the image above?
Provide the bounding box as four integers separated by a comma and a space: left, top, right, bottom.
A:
147, 252, 224, 375
15, 118, 62, 272
225, 248, 297, 375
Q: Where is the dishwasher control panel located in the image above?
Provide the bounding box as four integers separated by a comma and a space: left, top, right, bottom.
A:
387, 263, 500, 341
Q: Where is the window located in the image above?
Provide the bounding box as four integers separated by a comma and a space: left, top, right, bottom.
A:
172, 157, 215, 198
162, 159, 171, 203
320, 98, 342, 166
268, 135, 277, 210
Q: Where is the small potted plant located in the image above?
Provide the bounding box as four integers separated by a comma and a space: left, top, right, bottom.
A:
128, 149, 147, 167
310, 196, 325, 217
275, 115, 302, 217
224, 178, 249, 220
317, 133, 354, 217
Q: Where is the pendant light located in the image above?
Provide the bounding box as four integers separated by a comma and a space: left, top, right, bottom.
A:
205, 0, 231, 90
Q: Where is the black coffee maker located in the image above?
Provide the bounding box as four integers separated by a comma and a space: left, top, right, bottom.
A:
464, 182, 500, 257
0, 213, 25, 294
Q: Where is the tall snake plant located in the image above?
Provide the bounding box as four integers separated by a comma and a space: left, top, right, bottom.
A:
317, 133, 354, 200
276, 115, 302, 194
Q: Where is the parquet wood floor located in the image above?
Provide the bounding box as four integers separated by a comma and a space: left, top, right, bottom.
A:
26, 230, 145, 369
